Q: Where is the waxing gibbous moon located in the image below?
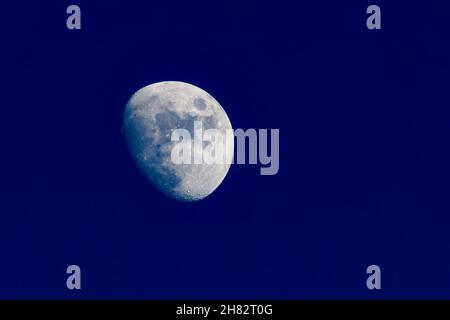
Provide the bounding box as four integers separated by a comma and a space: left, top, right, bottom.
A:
122, 81, 234, 202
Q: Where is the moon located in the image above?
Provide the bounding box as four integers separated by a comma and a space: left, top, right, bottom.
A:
122, 81, 234, 202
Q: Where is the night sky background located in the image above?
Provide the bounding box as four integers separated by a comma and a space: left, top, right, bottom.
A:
1, 0, 450, 299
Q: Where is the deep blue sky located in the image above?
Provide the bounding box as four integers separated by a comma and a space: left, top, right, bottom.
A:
1, 0, 450, 299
